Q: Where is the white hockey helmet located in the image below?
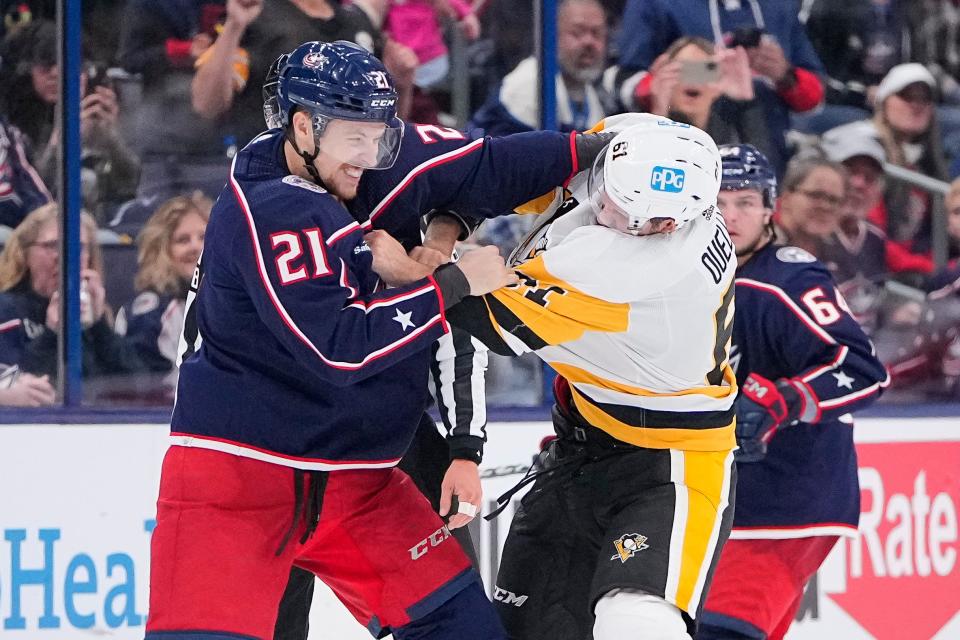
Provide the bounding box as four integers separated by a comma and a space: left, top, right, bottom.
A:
588, 117, 721, 234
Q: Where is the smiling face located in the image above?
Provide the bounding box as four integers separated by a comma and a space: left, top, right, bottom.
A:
883, 82, 935, 139
780, 165, 847, 239
289, 113, 388, 200
169, 212, 206, 282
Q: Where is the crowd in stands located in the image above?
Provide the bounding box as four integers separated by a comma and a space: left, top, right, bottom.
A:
3, 0, 960, 406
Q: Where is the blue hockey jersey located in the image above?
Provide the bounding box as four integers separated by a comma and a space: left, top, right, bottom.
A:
731, 243, 889, 538
171, 125, 577, 469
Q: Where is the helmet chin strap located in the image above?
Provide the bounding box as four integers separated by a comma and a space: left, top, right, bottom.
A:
285, 129, 327, 188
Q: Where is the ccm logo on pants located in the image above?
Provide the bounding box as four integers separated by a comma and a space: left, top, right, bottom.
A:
494, 586, 529, 607
409, 525, 452, 560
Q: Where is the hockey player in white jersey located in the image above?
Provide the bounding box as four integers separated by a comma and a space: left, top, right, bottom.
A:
448, 114, 737, 640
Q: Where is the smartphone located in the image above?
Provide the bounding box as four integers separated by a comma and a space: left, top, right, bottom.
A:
727, 26, 764, 49
680, 60, 720, 85
85, 63, 114, 94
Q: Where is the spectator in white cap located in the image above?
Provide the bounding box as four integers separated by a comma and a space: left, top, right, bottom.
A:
819, 121, 934, 285
832, 63, 950, 250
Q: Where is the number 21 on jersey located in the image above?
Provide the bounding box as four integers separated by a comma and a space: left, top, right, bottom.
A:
270, 229, 333, 285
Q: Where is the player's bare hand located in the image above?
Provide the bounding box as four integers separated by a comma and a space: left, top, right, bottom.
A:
439, 459, 482, 529
409, 245, 449, 270
457, 245, 519, 295
365, 230, 428, 286
0, 374, 56, 407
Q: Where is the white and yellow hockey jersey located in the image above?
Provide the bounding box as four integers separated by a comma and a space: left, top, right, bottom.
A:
452, 182, 737, 452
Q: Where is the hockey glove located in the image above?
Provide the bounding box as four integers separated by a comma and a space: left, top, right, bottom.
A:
735, 373, 803, 462
574, 131, 616, 169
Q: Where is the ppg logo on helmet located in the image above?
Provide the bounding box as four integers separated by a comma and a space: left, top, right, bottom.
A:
650, 166, 685, 192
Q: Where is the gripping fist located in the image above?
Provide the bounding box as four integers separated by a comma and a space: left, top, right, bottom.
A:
735, 373, 802, 462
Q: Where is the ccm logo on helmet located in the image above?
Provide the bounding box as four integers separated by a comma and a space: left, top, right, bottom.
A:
370, 98, 396, 107
650, 166, 685, 193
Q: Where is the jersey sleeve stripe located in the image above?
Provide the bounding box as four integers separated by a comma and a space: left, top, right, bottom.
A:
563, 130, 578, 188
365, 138, 486, 225
428, 274, 449, 332
736, 278, 837, 345
338, 258, 358, 298
800, 345, 849, 382
325, 221, 361, 246
346, 283, 436, 312
230, 166, 443, 371
818, 380, 886, 409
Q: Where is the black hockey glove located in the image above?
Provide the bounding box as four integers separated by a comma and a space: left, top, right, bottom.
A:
735, 373, 803, 463
574, 131, 616, 169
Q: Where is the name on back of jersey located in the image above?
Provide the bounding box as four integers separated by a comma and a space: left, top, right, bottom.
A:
701, 222, 734, 284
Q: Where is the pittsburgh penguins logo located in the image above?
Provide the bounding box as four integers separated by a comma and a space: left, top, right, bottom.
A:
611, 533, 649, 563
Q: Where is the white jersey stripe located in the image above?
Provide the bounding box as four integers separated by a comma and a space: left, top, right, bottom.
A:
664, 449, 687, 604
730, 524, 858, 539
687, 450, 734, 614
169, 435, 400, 470
365, 138, 486, 224
736, 278, 837, 345
801, 345, 849, 382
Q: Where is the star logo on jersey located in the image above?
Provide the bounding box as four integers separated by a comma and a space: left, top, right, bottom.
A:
393, 309, 415, 331
833, 370, 855, 389
611, 533, 649, 563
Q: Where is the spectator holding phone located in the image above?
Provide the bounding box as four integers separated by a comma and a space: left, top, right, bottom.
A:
0, 203, 138, 382
616, 0, 824, 175
0, 20, 140, 223
646, 36, 774, 160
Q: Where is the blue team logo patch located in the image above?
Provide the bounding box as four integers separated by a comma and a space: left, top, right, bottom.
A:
650, 166, 685, 193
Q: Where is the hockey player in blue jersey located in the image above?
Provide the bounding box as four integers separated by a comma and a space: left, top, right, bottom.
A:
256, 46, 609, 640
697, 145, 890, 640
145, 41, 543, 640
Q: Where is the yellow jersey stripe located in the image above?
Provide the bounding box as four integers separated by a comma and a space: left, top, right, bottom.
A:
553, 362, 737, 401
570, 388, 736, 451
488, 255, 630, 348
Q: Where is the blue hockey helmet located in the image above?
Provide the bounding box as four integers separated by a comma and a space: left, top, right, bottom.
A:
273, 40, 403, 170
718, 144, 777, 208
262, 52, 288, 130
